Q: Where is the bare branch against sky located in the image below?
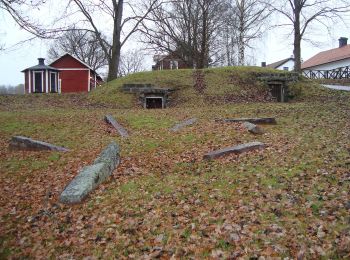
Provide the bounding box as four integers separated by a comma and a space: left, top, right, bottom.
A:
268, 0, 350, 73
0, 0, 71, 39
69, 0, 163, 81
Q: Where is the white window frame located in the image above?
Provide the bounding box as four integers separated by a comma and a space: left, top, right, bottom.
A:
50, 72, 58, 93
28, 71, 31, 93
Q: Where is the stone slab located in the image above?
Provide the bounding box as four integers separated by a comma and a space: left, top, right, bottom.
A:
243, 122, 264, 135
203, 142, 265, 160
216, 117, 277, 124
59, 142, 120, 204
105, 115, 129, 138
170, 118, 197, 132
9, 136, 69, 152
59, 163, 108, 204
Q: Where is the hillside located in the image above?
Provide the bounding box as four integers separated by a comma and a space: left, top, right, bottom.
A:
88, 66, 322, 108
0, 68, 350, 258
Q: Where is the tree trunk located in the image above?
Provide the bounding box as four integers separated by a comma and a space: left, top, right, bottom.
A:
293, 0, 302, 73
199, 6, 208, 69
238, 30, 244, 66
107, 43, 121, 81
107, 0, 124, 81
238, 4, 245, 66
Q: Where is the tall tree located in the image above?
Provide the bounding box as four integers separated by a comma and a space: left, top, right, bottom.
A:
48, 30, 108, 71
230, 0, 271, 66
70, 0, 161, 81
141, 0, 227, 69
269, 0, 350, 73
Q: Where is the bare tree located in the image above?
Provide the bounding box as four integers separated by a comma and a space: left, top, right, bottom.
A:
221, 23, 238, 66
118, 50, 145, 77
229, 0, 271, 66
47, 29, 108, 71
141, 0, 228, 69
269, 0, 350, 73
0, 0, 68, 39
69, 0, 162, 81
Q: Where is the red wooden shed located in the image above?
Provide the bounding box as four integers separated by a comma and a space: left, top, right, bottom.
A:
22, 53, 103, 94
49, 53, 103, 93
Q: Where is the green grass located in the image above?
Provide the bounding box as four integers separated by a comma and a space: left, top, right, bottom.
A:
88, 66, 318, 107
0, 75, 349, 259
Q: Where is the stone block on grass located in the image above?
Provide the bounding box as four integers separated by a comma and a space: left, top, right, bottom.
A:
216, 117, 277, 124
243, 122, 264, 135
203, 142, 265, 160
9, 136, 69, 152
170, 118, 197, 132
59, 142, 120, 204
105, 115, 129, 138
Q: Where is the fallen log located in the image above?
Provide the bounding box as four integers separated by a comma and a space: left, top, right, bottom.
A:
243, 122, 264, 135
170, 118, 197, 132
203, 142, 265, 160
105, 115, 129, 138
59, 142, 120, 204
9, 136, 69, 152
215, 117, 277, 124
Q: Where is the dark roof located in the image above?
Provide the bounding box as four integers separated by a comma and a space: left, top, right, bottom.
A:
267, 57, 294, 69
22, 58, 60, 72
21, 64, 59, 72
301, 44, 350, 69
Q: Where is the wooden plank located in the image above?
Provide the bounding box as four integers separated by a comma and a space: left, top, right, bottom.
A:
203, 142, 266, 160
105, 115, 129, 138
170, 118, 197, 132
9, 136, 69, 152
215, 117, 277, 124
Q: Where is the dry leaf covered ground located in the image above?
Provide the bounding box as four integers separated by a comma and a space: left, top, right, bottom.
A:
0, 93, 349, 259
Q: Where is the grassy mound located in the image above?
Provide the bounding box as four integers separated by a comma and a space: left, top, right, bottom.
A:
88, 66, 317, 108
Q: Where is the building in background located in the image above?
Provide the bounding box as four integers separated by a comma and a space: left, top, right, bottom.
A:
22, 58, 60, 94
22, 53, 103, 94
302, 37, 350, 79
264, 57, 295, 71
152, 54, 190, 70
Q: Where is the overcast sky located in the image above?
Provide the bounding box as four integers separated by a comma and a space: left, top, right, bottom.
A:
0, 2, 349, 86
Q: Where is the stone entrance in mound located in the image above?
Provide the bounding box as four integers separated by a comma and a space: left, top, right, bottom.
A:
255, 72, 299, 103
268, 82, 285, 102
145, 96, 164, 109
122, 84, 173, 109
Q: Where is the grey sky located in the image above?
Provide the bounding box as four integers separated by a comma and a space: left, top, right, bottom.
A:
0, 2, 349, 85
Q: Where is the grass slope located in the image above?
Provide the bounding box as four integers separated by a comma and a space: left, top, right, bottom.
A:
0, 86, 349, 258
89, 66, 326, 108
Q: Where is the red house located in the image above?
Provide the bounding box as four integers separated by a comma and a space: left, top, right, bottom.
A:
22, 53, 103, 94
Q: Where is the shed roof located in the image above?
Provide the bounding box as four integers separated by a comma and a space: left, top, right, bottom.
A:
301, 44, 350, 69
21, 61, 59, 72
